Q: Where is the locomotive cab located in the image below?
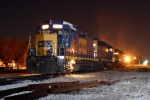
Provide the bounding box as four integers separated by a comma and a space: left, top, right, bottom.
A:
26, 20, 77, 74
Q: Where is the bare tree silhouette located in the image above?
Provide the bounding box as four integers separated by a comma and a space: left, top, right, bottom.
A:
0, 35, 28, 67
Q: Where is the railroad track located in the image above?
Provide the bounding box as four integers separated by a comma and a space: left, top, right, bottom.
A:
0, 69, 27, 74
0, 70, 104, 86
0, 79, 119, 100
0, 74, 58, 86
115, 67, 150, 72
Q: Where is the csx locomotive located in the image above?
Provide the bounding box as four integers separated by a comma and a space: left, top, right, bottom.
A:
26, 20, 124, 74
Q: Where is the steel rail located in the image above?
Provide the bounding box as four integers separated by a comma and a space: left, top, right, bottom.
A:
50, 80, 99, 93
2, 80, 100, 100
0, 86, 28, 97
4, 90, 47, 100
28, 81, 79, 90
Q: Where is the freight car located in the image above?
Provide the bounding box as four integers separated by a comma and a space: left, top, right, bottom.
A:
26, 20, 115, 74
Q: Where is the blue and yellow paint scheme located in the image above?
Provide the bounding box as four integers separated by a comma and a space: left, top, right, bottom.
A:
26, 20, 114, 74
35, 33, 58, 56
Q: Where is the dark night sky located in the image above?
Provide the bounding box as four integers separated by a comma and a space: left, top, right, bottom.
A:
0, 0, 150, 60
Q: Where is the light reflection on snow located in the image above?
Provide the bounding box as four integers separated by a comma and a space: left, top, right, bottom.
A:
67, 74, 95, 78
0, 70, 150, 100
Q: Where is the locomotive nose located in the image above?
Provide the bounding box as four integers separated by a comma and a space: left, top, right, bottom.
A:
46, 48, 53, 56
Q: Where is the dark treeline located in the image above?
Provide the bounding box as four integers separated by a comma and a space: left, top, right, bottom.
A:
0, 34, 28, 66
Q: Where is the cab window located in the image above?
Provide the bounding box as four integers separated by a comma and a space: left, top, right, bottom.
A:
63, 30, 69, 39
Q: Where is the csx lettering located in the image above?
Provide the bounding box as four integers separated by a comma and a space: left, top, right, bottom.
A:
38, 41, 45, 47
38, 41, 52, 47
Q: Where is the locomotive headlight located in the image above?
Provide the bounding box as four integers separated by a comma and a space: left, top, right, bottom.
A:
53, 24, 63, 29
42, 24, 49, 29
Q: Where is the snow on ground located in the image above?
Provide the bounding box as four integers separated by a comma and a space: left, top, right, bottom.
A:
1, 70, 150, 100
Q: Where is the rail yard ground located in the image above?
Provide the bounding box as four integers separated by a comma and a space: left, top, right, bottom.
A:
0, 65, 150, 100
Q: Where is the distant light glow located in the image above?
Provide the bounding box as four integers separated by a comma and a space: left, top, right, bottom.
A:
125, 56, 131, 62
106, 49, 108, 52
69, 74, 94, 78
109, 48, 113, 52
114, 52, 119, 55
0, 61, 2, 65
133, 57, 136, 60
143, 60, 148, 65
42, 24, 49, 29
13, 63, 15, 67
53, 24, 63, 29
93, 43, 96, 46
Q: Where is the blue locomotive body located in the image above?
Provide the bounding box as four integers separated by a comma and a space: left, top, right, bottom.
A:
26, 20, 114, 74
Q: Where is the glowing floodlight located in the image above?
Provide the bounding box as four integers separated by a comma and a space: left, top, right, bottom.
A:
125, 56, 131, 62
143, 60, 148, 65
133, 57, 136, 60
